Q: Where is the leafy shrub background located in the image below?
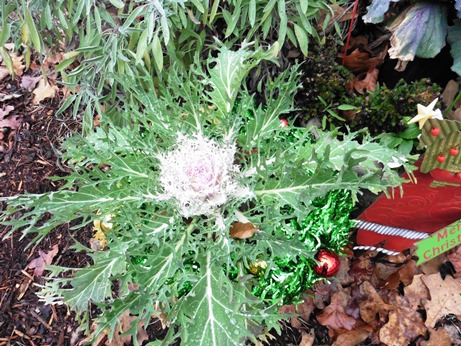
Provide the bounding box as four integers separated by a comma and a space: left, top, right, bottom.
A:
0, 0, 344, 133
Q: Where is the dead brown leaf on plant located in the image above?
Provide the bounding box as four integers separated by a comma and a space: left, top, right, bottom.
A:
348, 68, 379, 94
229, 221, 257, 239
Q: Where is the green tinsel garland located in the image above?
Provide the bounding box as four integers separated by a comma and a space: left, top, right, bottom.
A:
130, 189, 354, 304
251, 189, 354, 304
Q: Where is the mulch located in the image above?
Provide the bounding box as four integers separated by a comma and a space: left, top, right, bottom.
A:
0, 74, 89, 345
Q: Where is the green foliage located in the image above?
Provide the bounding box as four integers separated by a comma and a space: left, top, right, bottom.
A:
299, 48, 441, 154
1, 46, 416, 344
345, 80, 441, 152
1, 0, 345, 132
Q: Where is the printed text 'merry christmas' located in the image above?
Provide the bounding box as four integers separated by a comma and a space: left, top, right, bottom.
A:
416, 220, 461, 264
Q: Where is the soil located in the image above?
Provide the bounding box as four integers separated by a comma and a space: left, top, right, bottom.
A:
0, 74, 87, 345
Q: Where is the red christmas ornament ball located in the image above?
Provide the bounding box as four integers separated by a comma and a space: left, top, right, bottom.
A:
313, 249, 341, 277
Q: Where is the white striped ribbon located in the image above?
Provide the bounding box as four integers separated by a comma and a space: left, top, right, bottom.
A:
352, 245, 400, 256
354, 220, 429, 240
352, 220, 429, 255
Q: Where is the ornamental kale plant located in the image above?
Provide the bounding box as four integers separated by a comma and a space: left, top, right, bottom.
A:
1, 45, 416, 345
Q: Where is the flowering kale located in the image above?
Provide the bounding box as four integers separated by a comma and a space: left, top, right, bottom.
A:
157, 133, 251, 219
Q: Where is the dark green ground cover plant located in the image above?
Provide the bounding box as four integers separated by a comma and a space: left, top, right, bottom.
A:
1, 43, 418, 345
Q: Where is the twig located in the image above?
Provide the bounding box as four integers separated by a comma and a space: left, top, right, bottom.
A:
21, 269, 34, 281
29, 309, 53, 331
342, 0, 360, 66
49, 304, 59, 325
13, 329, 31, 340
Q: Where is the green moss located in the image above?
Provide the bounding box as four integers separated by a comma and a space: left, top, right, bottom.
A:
296, 38, 442, 137
347, 80, 442, 135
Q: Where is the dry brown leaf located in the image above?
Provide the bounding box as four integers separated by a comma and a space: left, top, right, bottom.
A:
441, 80, 459, 109
340, 49, 383, 74
113, 311, 149, 346
32, 78, 58, 104
11, 53, 25, 76
373, 253, 407, 284
20, 75, 41, 92
357, 281, 395, 324
279, 295, 316, 330
381, 257, 418, 290
0, 105, 21, 130
379, 291, 427, 346
336, 256, 354, 287
344, 285, 360, 319
351, 68, 379, 94
332, 328, 370, 346
343, 109, 359, 122
420, 251, 448, 275
1, 48, 26, 76
348, 36, 374, 55
299, 330, 315, 346
313, 282, 332, 309
229, 221, 257, 239
422, 273, 461, 328
420, 327, 452, 346
348, 251, 375, 283
396, 257, 419, 286
447, 245, 461, 272
26, 244, 59, 277
87, 310, 149, 346
43, 52, 64, 70
403, 274, 430, 311
316, 290, 356, 330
